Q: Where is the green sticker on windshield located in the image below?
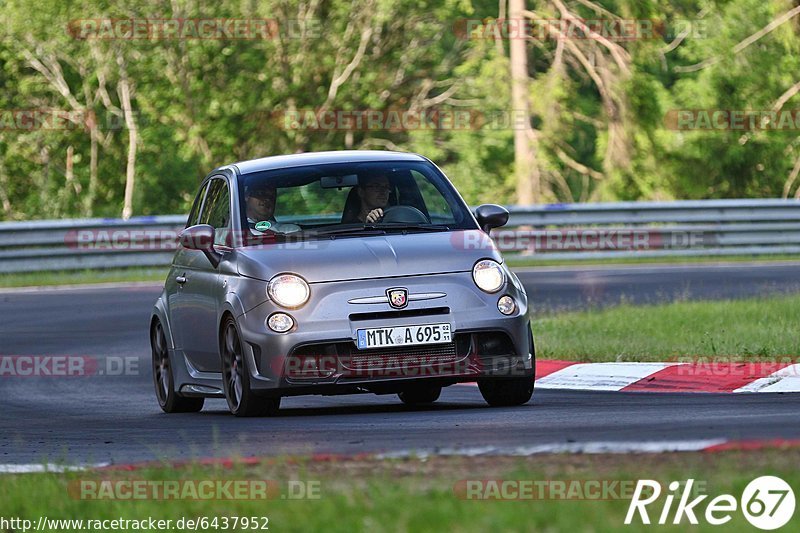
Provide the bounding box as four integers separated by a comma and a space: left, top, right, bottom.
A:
255, 221, 272, 231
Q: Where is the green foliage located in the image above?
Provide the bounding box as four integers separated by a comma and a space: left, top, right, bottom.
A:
2, 0, 800, 220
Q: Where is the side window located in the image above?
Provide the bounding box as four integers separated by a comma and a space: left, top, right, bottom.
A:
185, 182, 208, 228
199, 178, 232, 246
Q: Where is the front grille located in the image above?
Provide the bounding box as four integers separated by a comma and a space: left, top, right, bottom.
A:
348, 307, 450, 322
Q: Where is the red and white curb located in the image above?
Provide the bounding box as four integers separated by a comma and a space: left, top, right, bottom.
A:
530, 360, 800, 393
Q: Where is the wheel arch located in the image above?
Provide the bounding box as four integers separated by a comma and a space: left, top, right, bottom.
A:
150, 298, 175, 350
218, 309, 237, 345
218, 291, 246, 347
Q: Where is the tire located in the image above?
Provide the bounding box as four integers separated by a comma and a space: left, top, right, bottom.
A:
478, 376, 534, 407
221, 316, 281, 417
478, 324, 535, 407
151, 320, 204, 413
398, 385, 442, 405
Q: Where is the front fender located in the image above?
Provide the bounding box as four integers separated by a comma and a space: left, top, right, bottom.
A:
220, 291, 247, 321
151, 296, 177, 350
505, 267, 528, 310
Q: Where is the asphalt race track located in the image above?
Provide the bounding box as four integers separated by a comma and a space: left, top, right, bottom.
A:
2, 262, 800, 466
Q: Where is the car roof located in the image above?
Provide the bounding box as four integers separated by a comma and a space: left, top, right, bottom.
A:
230, 150, 428, 175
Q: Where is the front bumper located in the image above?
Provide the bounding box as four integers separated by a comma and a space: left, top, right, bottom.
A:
236, 271, 533, 395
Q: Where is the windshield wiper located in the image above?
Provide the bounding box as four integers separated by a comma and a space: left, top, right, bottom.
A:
379, 224, 450, 233
312, 225, 387, 237
308, 223, 449, 238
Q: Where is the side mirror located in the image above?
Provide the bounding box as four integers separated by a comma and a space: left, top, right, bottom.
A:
474, 204, 509, 233
179, 224, 222, 268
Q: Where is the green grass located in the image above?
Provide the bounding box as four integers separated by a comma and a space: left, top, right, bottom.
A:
1, 451, 798, 532
535, 293, 800, 361
0, 268, 166, 289
507, 253, 800, 268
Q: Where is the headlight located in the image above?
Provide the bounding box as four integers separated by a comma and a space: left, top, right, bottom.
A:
267, 273, 310, 308
472, 259, 505, 293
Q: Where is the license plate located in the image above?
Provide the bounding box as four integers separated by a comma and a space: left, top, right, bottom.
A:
356, 323, 452, 349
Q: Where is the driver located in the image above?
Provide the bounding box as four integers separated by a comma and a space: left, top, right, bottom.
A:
351, 173, 392, 223
245, 183, 300, 233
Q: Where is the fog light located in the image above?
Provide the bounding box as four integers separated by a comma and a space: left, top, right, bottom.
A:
268, 313, 294, 333
497, 295, 516, 315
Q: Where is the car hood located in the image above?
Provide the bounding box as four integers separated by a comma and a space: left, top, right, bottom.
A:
235, 230, 503, 283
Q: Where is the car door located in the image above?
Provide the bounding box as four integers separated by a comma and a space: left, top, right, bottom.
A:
166, 180, 207, 356
172, 177, 232, 372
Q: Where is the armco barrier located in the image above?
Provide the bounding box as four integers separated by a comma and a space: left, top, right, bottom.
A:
0, 216, 185, 273
1, 199, 799, 273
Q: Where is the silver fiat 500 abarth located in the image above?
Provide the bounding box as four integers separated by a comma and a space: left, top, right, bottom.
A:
150, 151, 534, 416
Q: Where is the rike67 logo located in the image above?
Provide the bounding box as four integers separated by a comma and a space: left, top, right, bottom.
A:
625, 476, 795, 529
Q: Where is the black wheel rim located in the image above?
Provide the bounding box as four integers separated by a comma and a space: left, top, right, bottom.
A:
152, 323, 170, 404
222, 323, 244, 411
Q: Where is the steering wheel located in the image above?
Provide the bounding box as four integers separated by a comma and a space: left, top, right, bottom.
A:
381, 205, 430, 224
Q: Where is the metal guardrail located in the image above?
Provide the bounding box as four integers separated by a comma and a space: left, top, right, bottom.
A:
0, 215, 186, 273
1, 199, 800, 273
501, 199, 800, 260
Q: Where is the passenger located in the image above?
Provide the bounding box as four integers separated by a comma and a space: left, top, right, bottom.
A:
245, 183, 300, 233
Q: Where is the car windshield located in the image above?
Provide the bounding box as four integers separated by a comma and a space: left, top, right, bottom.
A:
237, 160, 477, 244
